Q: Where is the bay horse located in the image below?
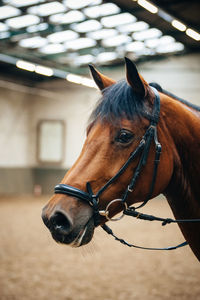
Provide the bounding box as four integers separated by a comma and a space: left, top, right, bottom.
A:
42, 58, 200, 261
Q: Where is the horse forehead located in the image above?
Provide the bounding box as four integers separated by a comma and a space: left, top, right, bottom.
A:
87, 121, 112, 141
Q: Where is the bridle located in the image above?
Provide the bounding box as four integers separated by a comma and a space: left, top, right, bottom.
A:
54, 87, 200, 251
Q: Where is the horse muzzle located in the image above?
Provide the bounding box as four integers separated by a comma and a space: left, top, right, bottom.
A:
41, 199, 95, 247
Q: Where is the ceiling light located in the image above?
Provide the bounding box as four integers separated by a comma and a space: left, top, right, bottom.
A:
19, 36, 47, 48
84, 3, 120, 18
72, 54, 94, 66
35, 65, 53, 76
137, 0, 158, 14
9, 0, 45, 7
102, 35, 131, 47
156, 42, 184, 53
71, 20, 102, 33
96, 52, 118, 63
0, 22, 8, 32
101, 13, 136, 28
125, 41, 145, 52
0, 31, 10, 39
118, 21, 149, 33
0, 5, 21, 20
87, 29, 117, 40
89, 0, 102, 5
16, 60, 35, 72
28, 1, 66, 17
186, 28, 200, 41
49, 11, 85, 25
6, 14, 40, 29
171, 20, 186, 32
66, 73, 96, 88
65, 38, 96, 51
26, 22, 48, 33
146, 35, 175, 48
47, 30, 79, 43
133, 28, 162, 41
64, 0, 94, 9
39, 43, 66, 54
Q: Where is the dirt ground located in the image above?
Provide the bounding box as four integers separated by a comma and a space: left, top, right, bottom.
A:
0, 195, 199, 300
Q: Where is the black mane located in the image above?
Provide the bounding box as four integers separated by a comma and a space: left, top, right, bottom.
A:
89, 80, 200, 125
89, 80, 151, 124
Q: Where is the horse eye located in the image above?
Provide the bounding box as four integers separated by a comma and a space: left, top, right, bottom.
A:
115, 129, 134, 144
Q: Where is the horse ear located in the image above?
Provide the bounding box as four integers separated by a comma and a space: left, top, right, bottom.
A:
89, 64, 116, 91
125, 57, 148, 98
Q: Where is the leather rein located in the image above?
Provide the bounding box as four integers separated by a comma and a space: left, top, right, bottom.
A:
54, 87, 200, 251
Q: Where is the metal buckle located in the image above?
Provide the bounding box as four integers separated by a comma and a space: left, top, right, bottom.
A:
128, 185, 133, 193
99, 199, 128, 222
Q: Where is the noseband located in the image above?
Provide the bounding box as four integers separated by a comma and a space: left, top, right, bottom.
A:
54, 87, 200, 251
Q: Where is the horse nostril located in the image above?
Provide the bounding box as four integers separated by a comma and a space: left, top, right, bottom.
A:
50, 211, 72, 235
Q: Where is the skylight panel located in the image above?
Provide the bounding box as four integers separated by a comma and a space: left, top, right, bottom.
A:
133, 28, 162, 41
72, 54, 94, 66
39, 43, 66, 54
0, 22, 8, 32
0, 5, 21, 20
146, 36, 175, 48
28, 1, 66, 17
101, 13, 136, 28
102, 35, 131, 47
27, 22, 48, 33
19, 36, 47, 48
47, 30, 79, 43
156, 42, 184, 53
96, 52, 118, 63
71, 20, 101, 33
65, 38, 96, 51
64, 0, 94, 9
87, 29, 117, 40
0, 31, 10, 39
9, 0, 45, 7
49, 11, 85, 25
88, 0, 102, 6
6, 14, 40, 29
125, 41, 146, 53
118, 21, 149, 33
84, 3, 120, 18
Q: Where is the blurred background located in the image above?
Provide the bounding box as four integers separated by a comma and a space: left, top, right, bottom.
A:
0, 1, 200, 299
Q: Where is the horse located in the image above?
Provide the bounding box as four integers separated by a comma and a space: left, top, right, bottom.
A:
42, 58, 200, 261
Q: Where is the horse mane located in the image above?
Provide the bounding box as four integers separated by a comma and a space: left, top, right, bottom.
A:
149, 82, 200, 112
89, 80, 200, 126
89, 80, 152, 124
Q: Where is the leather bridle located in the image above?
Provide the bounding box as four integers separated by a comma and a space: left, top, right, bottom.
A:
54, 87, 200, 251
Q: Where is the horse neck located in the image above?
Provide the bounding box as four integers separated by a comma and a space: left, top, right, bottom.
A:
160, 93, 200, 260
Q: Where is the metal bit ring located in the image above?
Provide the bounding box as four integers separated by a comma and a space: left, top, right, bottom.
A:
99, 199, 128, 222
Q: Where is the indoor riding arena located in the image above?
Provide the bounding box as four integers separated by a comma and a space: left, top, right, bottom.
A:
0, 1, 200, 300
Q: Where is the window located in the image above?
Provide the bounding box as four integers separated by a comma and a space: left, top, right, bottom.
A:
37, 120, 65, 164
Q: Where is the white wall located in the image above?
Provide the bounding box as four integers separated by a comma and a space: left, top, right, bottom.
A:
0, 53, 200, 169
0, 79, 99, 168
0, 81, 30, 167
27, 85, 99, 168
139, 53, 200, 105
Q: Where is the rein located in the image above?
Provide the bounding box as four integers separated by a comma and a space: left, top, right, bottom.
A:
54, 87, 200, 251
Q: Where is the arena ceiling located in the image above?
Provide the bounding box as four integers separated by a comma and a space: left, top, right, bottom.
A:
0, 0, 199, 84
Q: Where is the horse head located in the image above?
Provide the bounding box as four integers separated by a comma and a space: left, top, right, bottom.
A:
42, 58, 174, 247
